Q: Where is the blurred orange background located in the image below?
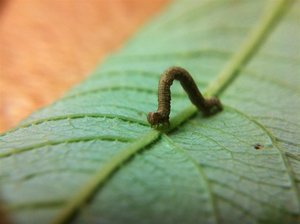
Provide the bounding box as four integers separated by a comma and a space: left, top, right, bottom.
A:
0, 0, 168, 133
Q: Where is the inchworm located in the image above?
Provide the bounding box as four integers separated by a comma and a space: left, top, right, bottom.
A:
147, 66, 222, 127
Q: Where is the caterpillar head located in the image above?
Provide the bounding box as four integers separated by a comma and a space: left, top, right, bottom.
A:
147, 112, 162, 125
147, 112, 168, 126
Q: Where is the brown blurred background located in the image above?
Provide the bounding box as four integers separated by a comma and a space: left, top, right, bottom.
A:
0, 0, 168, 133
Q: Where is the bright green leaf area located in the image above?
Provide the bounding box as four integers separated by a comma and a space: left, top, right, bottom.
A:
1, 0, 300, 223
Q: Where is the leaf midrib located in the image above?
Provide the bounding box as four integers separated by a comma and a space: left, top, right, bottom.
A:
52, 0, 293, 223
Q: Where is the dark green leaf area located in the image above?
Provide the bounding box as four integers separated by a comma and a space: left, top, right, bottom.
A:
75, 109, 299, 224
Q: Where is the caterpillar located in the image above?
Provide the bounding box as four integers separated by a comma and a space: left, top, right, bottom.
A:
147, 66, 222, 127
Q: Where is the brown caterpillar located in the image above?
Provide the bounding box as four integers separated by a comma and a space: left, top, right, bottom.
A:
147, 66, 222, 127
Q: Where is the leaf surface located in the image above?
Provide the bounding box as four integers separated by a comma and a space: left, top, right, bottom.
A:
0, 0, 300, 223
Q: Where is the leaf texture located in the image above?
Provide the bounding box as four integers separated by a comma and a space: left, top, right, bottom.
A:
0, 0, 299, 223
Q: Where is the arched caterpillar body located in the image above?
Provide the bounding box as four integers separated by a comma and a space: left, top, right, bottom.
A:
147, 66, 222, 127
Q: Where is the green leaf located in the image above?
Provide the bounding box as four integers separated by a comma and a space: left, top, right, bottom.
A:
1, 0, 299, 223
